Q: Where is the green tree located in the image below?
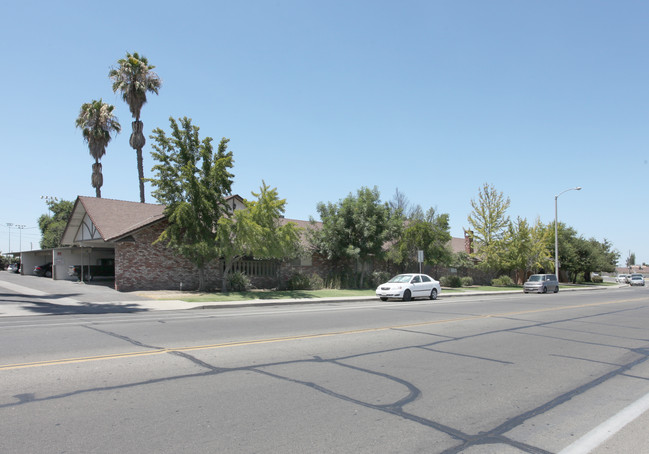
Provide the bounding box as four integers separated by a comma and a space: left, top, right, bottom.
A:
310, 186, 400, 288
109, 52, 161, 203
627, 252, 636, 268
466, 183, 511, 270
75, 99, 121, 197
503, 217, 552, 283
149, 117, 234, 291
389, 207, 452, 271
216, 182, 302, 291
38, 199, 74, 249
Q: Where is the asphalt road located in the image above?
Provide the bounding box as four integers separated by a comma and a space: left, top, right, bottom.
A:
1, 284, 649, 453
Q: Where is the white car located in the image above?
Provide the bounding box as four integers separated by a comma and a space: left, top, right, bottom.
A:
630, 274, 645, 286
376, 273, 441, 301
616, 274, 627, 283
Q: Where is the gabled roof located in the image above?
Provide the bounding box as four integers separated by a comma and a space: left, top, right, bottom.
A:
61, 196, 166, 245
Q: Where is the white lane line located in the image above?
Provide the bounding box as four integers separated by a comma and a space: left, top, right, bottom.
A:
558, 390, 649, 454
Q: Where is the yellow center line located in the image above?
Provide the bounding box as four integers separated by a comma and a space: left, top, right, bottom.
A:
1, 297, 645, 371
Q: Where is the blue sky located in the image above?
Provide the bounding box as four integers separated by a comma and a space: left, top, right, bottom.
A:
1, 0, 647, 266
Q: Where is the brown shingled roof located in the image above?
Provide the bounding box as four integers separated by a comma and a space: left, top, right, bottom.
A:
61, 197, 166, 245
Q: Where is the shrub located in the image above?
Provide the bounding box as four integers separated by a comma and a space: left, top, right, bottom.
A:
591, 275, 603, 283
491, 275, 515, 287
287, 272, 312, 290
308, 273, 325, 290
440, 275, 463, 288
287, 272, 324, 290
461, 276, 474, 287
370, 271, 392, 288
227, 271, 251, 292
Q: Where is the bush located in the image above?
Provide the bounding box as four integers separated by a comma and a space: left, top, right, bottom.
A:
461, 276, 473, 287
440, 275, 463, 288
286, 272, 324, 290
287, 272, 312, 290
591, 275, 603, 283
370, 271, 392, 288
491, 275, 515, 287
227, 271, 252, 292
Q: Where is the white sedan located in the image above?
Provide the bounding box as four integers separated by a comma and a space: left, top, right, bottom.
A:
376, 273, 441, 301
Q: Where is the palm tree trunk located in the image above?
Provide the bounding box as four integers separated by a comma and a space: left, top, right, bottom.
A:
92, 161, 103, 198
136, 147, 145, 203
130, 120, 147, 203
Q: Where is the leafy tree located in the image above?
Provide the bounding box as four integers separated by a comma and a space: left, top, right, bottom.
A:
466, 183, 511, 270
149, 117, 234, 291
38, 199, 74, 249
216, 182, 302, 291
575, 238, 619, 282
503, 217, 552, 283
75, 99, 121, 197
310, 186, 400, 287
388, 207, 452, 271
627, 252, 636, 268
109, 52, 161, 203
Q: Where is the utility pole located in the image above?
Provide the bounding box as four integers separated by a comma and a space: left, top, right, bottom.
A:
16, 225, 26, 253
6, 223, 13, 253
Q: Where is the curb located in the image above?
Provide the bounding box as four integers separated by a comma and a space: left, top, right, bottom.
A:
188, 285, 616, 310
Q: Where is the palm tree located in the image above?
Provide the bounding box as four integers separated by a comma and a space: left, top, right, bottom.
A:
75, 100, 121, 198
109, 52, 161, 203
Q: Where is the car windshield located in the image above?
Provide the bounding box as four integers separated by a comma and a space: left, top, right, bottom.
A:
528, 275, 543, 282
388, 274, 414, 283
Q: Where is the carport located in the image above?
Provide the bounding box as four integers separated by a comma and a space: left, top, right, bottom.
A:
19, 247, 115, 281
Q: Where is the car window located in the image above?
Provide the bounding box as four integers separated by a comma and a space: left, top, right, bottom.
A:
389, 274, 413, 283
411, 275, 421, 283
421, 275, 431, 282
529, 275, 542, 282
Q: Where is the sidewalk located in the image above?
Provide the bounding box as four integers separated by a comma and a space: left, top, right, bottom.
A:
0, 271, 618, 317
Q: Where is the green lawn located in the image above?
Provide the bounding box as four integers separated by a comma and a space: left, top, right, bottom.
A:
163, 289, 376, 303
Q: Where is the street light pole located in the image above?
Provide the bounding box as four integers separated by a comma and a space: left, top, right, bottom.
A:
554, 186, 582, 281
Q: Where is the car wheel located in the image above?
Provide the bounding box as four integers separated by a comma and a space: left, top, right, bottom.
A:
554, 286, 559, 293
380, 297, 388, 301
430, 288, 438, 300
542, 286, 547, 294
402, 289, 412, 301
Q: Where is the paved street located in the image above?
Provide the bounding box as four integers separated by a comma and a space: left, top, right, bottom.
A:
1, 282, 649, 453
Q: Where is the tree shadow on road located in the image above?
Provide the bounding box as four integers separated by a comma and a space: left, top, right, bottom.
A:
17, 299, 149, 315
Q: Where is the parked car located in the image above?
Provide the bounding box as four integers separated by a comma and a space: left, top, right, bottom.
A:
630, 274, 645, 286
616, 274, 628, 283
33, 263, 52, 277
523, 274, 559, 294
376, 273, 441, 301
6, 263, 18, 273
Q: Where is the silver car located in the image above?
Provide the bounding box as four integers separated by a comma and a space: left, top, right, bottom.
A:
523, 274, 559, 294
630, 274, 645, 286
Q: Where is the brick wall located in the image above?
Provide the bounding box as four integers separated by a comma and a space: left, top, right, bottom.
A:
115, 221, 222, 292
114, 221, 314, 292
